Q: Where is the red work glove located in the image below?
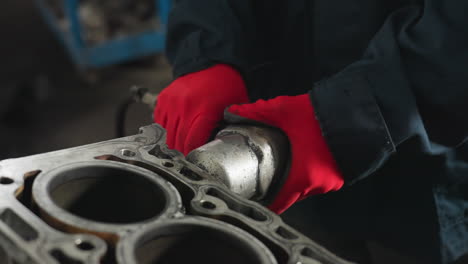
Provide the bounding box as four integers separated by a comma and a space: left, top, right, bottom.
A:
226, 95, 344, 214
154, 64, 249, 155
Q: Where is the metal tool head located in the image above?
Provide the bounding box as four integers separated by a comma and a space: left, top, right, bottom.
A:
186, 125, 289, 201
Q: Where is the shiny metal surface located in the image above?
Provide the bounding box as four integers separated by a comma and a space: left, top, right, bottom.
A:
186, 125, 289, 200
0, 124, 351, 264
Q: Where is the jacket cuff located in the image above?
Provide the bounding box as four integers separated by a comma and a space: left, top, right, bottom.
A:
309, 70, 396, 184
172, 56, 217, 79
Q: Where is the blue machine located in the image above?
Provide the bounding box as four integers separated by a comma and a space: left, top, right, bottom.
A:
35, 0, 171, 69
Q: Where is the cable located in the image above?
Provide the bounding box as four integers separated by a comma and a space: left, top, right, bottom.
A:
116, 97, 135, 138
115, 86, 158, 138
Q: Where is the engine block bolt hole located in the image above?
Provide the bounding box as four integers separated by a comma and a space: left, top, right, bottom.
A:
163, 162, 174, 168
75, 239, 95, 251
120, 149, 136, 158
0, 177, 14, 185
200, 200, 216, 210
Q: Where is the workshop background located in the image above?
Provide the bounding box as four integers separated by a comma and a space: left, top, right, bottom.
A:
0, 0, 173, 160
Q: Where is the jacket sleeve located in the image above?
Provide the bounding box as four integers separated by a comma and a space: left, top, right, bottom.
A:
310, 1, 468, 184
165, 0, 278, 79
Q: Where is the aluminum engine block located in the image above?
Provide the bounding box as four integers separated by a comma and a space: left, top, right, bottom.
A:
0, 124, 351, 264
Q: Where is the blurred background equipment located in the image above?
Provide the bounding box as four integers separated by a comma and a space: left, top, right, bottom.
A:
0, 0, 172, 160
35, 0, 171, 69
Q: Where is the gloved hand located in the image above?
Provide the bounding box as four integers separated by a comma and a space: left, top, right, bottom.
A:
154, 64, 249, 155
226, 94, 344, 214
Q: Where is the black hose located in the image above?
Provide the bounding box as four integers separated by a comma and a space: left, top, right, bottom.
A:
116, 86, 154, 138
116, 97, 135, 138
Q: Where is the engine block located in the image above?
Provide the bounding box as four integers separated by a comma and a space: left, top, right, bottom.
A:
0, 124, 351, 264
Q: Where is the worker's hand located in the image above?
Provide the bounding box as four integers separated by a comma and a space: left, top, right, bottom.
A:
154, 64, 249, 155
226, 95, 344, 214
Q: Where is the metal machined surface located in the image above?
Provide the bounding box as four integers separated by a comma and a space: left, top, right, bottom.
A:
187, 125, 289, 200
0, 124, 352, 264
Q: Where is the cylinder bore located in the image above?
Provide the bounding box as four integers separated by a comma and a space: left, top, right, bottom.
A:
126, 218, 277, 264
35, 163, 174, 225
